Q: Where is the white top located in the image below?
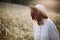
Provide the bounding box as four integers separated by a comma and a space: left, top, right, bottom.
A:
33, 18, 59, 40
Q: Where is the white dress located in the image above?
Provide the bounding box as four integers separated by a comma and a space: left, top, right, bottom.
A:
33, 18, 59, 40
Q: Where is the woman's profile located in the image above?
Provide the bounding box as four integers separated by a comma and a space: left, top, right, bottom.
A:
29, 4, 59, 40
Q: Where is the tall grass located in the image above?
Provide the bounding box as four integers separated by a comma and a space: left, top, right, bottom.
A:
0, 3, 60, 40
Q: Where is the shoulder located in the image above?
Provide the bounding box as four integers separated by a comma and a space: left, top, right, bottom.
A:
47, 18, 57, 29
47, 18, 55, 25
47, 18, 58, 31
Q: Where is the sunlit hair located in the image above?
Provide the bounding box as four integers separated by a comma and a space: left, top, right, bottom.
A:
29, 6, 48, 25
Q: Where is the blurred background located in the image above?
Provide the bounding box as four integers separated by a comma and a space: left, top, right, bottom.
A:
0, 0, 60, 40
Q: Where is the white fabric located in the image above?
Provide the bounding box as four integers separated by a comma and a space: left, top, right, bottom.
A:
33, 18, 59, 40
35, 4, 48, 14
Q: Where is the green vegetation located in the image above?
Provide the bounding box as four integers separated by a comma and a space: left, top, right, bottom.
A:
0, 0, 33, 5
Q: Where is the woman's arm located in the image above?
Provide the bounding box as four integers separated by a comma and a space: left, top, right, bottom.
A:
48, 20, 59, 40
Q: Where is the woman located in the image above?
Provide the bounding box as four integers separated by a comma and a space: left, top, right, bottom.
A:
29, 4, 59, 40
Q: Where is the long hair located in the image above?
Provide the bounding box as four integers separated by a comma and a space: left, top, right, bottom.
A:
30, 6, 48, 25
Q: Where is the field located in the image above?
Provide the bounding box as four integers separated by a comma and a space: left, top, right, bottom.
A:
0, 3, 60, 40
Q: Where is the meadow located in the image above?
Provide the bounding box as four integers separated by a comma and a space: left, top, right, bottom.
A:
0, 3, 60, 40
